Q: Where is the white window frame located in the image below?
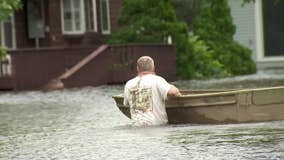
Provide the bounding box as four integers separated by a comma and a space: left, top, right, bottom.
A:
0, 13, 16, 50
255, 0, 284, 62
92, 0, 98, 32
61, 0, 86, 35
100, 0, 111, 34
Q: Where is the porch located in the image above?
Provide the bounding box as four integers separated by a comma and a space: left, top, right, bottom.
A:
0, 58, 13, 90
0, 44, 176, 91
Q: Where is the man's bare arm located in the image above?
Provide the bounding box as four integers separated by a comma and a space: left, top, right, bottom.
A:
167, 85, 181, 97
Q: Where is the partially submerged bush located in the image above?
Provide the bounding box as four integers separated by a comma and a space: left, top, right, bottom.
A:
176, 32, 229, 79
193, 0, 256, 75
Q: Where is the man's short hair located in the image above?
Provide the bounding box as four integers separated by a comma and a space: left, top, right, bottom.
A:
137, 56, 154, 72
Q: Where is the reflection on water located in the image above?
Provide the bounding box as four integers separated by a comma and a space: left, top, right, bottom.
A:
0, 73, 284, 159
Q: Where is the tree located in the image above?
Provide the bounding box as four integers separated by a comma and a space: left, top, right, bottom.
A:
107, 0, 191, 76
171, 0, 201, 27
108, 0, 226, 79
107, 0, 188, 44
0, 0, 21, 57
108, 0, 256, 79
193, 0, 256, 75
0, 0, 21, 21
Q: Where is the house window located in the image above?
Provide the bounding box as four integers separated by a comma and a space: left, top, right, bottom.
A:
100, 0, 110, 34
87, 0, 98, 32
262, 0, 284, 57
61, 0, 85, 34
0, 15, 15, 49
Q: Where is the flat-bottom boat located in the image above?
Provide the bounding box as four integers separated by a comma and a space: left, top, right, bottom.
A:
112, 86, 284, 124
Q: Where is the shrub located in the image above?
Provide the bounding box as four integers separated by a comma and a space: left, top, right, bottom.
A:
176, 32, 229, 79
107, 0, 188, 44
108, 0, 256, 79
0, 46, 7, 58
193, 0, 256, 75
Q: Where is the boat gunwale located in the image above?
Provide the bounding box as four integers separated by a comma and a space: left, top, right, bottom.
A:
112, 86, 284, 99
179, 86, 284, 98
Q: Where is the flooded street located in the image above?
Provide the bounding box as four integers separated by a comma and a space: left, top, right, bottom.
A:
0, 70, 284, 160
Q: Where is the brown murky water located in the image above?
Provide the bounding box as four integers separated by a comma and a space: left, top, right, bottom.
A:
0, 70, 284, 160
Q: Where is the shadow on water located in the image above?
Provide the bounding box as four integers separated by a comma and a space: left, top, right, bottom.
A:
0, 70, 283, 160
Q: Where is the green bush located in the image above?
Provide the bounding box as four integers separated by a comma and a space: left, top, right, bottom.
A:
108, 0, 256, 79
107, 0, 188, 45
170, 0, 201, 27
176, 32, 229, 79
0, 0, 21, 21
0, 0, 21, 58
193, 0, 256, 75
0, 46, 7, 58
108, 0, 221, 79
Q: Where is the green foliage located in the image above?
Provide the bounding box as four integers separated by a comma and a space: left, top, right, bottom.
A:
0, 0, 21, 21
0, 46, 7, 57
107, 0, 188, 45
170, 0, 201, 26
193, 0, 256, 75
242, 0, 254, 5
194, 0, 235, 42
108, 0, 209, 79
108, 0, 256, 79
0, 0, 21, 58
176, 32, 229, 79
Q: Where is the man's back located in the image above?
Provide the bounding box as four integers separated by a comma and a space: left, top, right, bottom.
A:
124, 74, 171, 125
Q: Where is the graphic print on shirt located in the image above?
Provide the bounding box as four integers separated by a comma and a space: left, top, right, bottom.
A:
129, 86, 153, 113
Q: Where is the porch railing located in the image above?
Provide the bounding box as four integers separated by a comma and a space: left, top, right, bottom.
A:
8, 44, 175, 90
0, 56, 12, 77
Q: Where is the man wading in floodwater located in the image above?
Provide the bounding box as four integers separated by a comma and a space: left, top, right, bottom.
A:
124, 56, 181, 126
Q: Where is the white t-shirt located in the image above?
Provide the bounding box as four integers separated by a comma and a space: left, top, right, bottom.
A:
124, 74, 171, 126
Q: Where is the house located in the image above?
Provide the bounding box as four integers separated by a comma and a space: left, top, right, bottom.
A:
1, 0, 121, 49
0, 0, 176, 90
228, 0, 284, 69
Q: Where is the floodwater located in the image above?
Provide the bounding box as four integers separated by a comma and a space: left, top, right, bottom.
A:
0, 70, 284, 160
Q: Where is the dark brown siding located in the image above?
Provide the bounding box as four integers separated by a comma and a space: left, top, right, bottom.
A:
14, 6, 34, 48
46, 0, 65, 47
109, 0, 122, 32
0, 77, 13, 90
7, 1, 177, 91
14, 0, 122, 49
9, 47, 94, 90
8, 44, 176, 90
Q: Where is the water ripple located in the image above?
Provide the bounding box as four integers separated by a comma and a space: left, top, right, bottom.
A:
0, 84, 283, 160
